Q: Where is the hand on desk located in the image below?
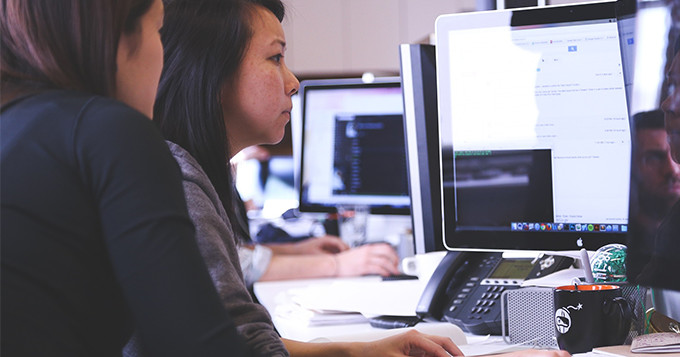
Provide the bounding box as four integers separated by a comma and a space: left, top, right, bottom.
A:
266, 235, 350, 255
358, 330, 572, 357
259, 241, 400, 281
282, 329, 463, 357
335, 243, 400, 277
360, 329, 463, 356
497, 351, 571, 357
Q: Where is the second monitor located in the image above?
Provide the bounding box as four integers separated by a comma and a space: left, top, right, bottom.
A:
297, 77, 410, 215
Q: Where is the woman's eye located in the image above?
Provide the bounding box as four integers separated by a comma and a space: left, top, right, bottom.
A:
271, 54, 283, 63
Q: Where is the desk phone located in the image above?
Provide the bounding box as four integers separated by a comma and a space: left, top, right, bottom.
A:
415, 251, 573, 335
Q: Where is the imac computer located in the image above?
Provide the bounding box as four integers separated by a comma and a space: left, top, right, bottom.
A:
434, 0, 635, 252
297, 77, 411, 215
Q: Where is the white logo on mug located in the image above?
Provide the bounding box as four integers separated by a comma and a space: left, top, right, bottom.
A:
555, 304, 583, 334
555, 308, 571, 333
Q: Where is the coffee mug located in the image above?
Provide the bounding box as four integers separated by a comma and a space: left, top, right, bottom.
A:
400, 251, 447, 281
553, 284, 632, 354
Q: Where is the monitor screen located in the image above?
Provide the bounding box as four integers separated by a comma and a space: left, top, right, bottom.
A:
297, 77, 410, 214
436, 0, 634, 251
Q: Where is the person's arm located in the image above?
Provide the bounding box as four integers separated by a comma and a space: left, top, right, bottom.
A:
283, 335, 572, 357
79, 101, 246, 356
258, 243, 400, 281
265, 235, 349, 255
171, 142, 288, 356
499, 351, 570, 357
282, 330, 463, 357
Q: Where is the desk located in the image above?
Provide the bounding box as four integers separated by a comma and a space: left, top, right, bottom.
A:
253, 276, 603, 356
254, 276, 417, 342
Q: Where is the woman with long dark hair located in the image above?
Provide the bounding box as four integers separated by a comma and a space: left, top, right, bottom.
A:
1, 0, 246, 355
151, 0, 462, 356
149, 0, 573, 356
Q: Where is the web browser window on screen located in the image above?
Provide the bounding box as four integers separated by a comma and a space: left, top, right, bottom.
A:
444, 18, 630, 227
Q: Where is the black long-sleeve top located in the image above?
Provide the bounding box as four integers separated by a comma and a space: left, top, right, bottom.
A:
1, 90, 247, 356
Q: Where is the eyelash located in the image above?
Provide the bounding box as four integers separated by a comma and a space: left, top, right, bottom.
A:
271, 54, 283, 63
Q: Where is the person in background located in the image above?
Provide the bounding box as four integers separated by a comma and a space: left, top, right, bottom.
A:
240, 230, 400, 287
630, 109, 680, 237
652, 35, 680, 287
664, 39, 680, 178
631, 36, 680, 292
230, 145, 399, 287
232, 144, 399, 286
133, 0, 572, 356
231, 145, 399, 287
1, 0, 248, 355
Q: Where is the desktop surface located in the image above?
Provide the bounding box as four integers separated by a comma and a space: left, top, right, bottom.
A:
253, 274, 608, 356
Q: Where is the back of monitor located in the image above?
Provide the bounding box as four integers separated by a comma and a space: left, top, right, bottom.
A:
400, 44, 445, 254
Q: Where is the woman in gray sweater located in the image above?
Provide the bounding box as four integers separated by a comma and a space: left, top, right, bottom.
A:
138, 0, 571, 357
145, 0, 459, 356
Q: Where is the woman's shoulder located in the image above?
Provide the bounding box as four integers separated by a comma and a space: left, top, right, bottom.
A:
166, 141, 205, 178
73, 92, 150, 127
166, 141, 231, 224
166, 141, 219, 195
13, 90, 141, 115
5, 89, 152, 133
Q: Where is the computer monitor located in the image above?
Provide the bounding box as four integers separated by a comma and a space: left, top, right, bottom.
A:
435, 0, 635, 252
297, 77, 410, 215
626, 0, 680, 311
400, 44, 446, 254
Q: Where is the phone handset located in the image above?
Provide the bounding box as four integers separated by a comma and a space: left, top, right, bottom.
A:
415, 251, 471, 321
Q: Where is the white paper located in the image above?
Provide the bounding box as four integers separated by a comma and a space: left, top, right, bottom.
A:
288, 278, 427, 317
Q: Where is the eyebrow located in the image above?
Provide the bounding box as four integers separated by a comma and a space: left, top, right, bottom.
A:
271, 39, 286, 49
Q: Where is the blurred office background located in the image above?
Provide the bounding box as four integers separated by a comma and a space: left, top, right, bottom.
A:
237, 0, 677, 216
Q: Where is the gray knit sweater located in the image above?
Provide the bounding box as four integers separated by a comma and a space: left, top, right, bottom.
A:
124, 142, 288, 356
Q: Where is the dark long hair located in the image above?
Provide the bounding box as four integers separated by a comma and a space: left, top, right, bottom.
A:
155, 0, 285, 240
0, 0, 154, 100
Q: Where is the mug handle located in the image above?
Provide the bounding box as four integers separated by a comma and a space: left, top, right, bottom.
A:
603, 296, 633, 345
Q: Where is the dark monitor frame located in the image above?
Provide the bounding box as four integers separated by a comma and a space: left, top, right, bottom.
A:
400, 44, 446, 254
297, 77, 411, 215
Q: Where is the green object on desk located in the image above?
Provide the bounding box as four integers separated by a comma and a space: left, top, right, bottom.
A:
591, 243, 627, 283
